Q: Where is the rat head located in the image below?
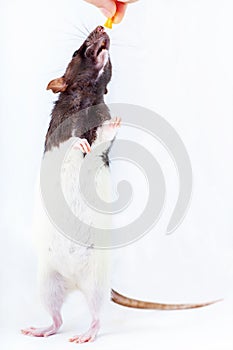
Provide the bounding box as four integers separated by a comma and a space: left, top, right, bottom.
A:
47, 26, 111, 95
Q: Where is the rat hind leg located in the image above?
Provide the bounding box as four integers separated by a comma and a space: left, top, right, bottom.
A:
21, 270, 67, 337
69, 286, 104, 343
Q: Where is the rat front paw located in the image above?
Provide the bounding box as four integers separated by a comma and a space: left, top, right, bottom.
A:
73, 138, 91, 154
101, 117, 121, 141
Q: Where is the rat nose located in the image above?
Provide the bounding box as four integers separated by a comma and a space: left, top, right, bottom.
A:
96, 26, 105, 33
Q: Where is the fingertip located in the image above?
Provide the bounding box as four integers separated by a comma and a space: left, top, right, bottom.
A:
99, 0, 116, 18
100, 7, 114, 18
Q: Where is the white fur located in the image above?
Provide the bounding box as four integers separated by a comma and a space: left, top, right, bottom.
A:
21, 119, 120, 339
33, 128, 114, 294
26, 123, 119, 342
97, 49, 109, 79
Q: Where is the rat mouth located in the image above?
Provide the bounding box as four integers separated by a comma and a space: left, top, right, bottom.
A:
83, 26, 110, 70
96, 37, 110, 57
84, 26, 110, 59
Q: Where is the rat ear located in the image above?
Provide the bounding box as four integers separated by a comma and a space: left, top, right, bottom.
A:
46, 77, 68, 93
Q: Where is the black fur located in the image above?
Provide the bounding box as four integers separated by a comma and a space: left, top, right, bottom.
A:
45, 26, 112, 155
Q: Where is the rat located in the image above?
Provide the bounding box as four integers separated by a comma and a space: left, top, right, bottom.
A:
21, 26, 218, 344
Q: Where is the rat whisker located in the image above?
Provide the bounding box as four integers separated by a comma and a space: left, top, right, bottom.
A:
64, 32, 85, 41
64, 20, 87, 37
112, 68, 119, 74
109, 33, 138, 48
81, 22, 90, 35
111, 42, 138, 48
64, 38, 83, 43
72, 24, 89, 38
64, 20, 88, 39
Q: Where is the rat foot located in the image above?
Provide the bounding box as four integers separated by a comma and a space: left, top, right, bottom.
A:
21, 314, 62, 338
73, 138, 91, 154
21, 324, 59, 337
69, 320, 100, 344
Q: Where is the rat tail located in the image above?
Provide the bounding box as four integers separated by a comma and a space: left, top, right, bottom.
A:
111, 289, 221, 310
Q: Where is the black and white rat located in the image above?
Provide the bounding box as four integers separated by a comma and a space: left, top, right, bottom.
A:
21, 26, 217, 344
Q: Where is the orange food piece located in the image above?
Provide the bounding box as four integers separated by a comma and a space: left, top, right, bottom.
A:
104, 18, 113, 29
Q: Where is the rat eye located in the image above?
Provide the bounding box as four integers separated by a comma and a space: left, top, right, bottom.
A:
72, 50, 79, 58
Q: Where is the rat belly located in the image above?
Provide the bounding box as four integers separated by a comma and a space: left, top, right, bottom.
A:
33, 140, 111, 283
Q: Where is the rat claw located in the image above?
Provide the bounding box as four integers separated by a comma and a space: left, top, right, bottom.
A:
113, 117, 121, 128
73, 138, 91, 154
21, 325, 58, 337
69, 335, 95, 344
68, 320, 99, 343
109, 117, 122, 128
21, 327, 35, 335
115, 117, 122, 127
101, 116, 121, 141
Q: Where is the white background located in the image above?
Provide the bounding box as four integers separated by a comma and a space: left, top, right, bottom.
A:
0, 0, 233, 349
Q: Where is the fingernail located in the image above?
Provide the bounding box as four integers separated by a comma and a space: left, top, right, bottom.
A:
100, 7, 113, 18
